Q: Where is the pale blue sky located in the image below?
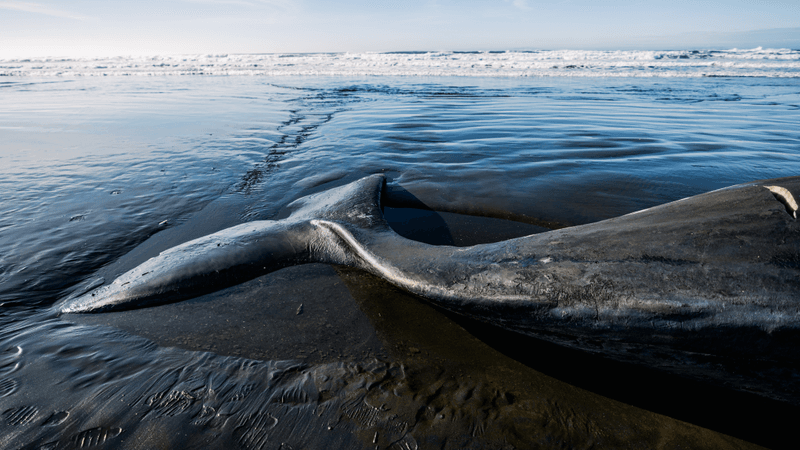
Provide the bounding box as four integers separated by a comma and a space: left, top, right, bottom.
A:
1, 0, 798, 57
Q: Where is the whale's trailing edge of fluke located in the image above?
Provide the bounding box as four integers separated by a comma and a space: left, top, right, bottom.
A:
59, 174, 800, 374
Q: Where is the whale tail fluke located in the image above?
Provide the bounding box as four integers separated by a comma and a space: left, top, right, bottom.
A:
58, 174, 391, 314
285, 174, 390, 230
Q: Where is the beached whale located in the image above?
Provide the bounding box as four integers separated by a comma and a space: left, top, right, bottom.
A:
59, 175, 800, 370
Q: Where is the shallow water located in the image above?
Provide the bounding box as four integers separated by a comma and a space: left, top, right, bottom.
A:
1, 74, 800, 449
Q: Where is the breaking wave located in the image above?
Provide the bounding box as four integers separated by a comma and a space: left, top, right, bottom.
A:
2, 48, 799, 78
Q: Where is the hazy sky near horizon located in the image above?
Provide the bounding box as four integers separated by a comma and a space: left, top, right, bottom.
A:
1, 0, 798, 57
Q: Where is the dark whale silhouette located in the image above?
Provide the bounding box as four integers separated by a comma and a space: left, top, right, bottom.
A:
59, 175, 800, 378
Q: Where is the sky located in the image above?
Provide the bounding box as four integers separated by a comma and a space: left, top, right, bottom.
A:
1, 0, 799, 58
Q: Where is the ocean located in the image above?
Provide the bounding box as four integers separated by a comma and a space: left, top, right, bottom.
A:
1, 49, 799, 449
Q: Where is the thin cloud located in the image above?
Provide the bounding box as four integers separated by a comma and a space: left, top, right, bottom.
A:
0, 0, 92, 20
507, 0, 531, 10
181, 0, 296, 8
182, 0, 259, 5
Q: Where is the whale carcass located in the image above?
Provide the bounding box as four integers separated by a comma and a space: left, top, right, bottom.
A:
59, 175, 800, 385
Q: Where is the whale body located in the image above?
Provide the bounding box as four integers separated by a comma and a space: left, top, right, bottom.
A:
59, 175, 800, 382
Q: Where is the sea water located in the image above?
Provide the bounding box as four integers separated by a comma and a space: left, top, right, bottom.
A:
1, 51, 799, 449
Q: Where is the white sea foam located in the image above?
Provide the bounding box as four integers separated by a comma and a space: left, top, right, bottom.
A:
1, 48, 799, 78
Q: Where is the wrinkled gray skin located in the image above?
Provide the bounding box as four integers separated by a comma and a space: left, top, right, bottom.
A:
59, 175, 800, 366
